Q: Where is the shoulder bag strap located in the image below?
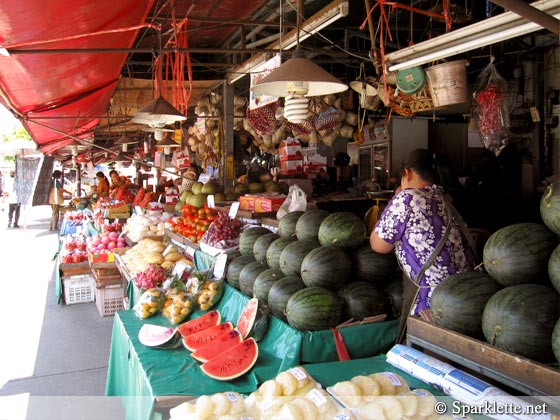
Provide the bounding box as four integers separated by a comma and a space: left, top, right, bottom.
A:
442, 193, 477, 255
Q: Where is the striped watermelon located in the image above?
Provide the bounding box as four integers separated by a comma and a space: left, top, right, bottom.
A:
278, 211, 305, 238
553, 319, 560, 364
338, 281, 388, 321
253, 233, 279, 265
286, 287, 342, 331
238, 261, 268, 297
483, 223, 558, 286
318, 212, 367, 249
540, 181, 560, 235
295, 209, 330, 241
266, 237, 297, 269
351, 244, 398, 286
300, 246, 351, 290
253, 268, 284, 304
279, 239, 320, 277
226, 255, 255, 290
239, 227, 272, 256
548, 244, 560, 294
267, 275, 306, 322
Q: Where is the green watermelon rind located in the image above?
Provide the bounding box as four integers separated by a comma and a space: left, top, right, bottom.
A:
318, 212, 367, 249
295, 209, 330, 241
253, 233, 280, 265
200, 338, 259, 381
239, 227, 272, 256
286, 287, 342, 331
553, 319, 560, 364
253, 268, 284, 304
237, 297, 269, 342
226, 255, 256, 290
300, 245, 351, 290
278, 211, 305, 238
540, 182, 560, 236
278, 239, 320, 277
338, 281, 389, 322
548, 244, 560, 294
266, 237, 297, 269
238, 261, 269, 297
267, 275, 306, 322
351, 244, 398, 286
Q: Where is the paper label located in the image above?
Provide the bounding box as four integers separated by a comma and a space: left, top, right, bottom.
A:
382, 372, 402, 386
228, 202, 240, 218
135, 206, 144, 215
530, 106, 541, 122
172, 262, 188, 277
306, 389, 327, 407
333, 415, 350, 420
162, 244, 174, 257
212, 253, 228, 279
288, 367, 309, 381
226, 392, 239, 402
185, 245, 196, 258
207, 195, 215, 208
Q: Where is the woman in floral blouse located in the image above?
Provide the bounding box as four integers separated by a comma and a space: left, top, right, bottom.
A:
370, 149, 475, 319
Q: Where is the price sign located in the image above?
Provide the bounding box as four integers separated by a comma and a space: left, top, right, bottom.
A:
207, 195, 215, 208
229, 202, 240, 218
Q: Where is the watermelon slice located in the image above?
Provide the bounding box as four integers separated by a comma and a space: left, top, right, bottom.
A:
138, 324, 181, 349
176, 310, 221, 338
200, 338, 259, 381
191, 329, 243, 362
182, 322, 233, 352
237, 298, 269, 341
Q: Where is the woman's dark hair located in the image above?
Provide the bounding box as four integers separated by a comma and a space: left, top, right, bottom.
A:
52, 170, 62, 178
109, 170, 119, 178
404, 149, 437, 183
96, 171, 108, 180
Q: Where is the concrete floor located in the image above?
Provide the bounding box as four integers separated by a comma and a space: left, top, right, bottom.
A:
0, 205, 125, 419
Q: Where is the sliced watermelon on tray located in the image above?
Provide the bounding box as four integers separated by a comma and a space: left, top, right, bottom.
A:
200, 338, 259, 381
182, 322, 233, 352
176, 310, 221, 338
237, 298, 269, 341
138, 324, 182, 349
191, 329, 243, 362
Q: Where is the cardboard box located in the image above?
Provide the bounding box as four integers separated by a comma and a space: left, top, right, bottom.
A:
303, 153, 327, 174
255, 196, 286, 212
238, 195, 256, 212
278, 138, 302, 161
280, 159, 303, 175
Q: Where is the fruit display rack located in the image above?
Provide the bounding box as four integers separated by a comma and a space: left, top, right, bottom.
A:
405, 316, 560, 396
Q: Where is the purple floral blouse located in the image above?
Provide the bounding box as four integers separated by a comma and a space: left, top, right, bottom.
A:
374, 184, 475, 314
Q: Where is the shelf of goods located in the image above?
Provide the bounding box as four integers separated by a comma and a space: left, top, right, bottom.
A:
105, 284, 402, 420
406, 316, 560, 396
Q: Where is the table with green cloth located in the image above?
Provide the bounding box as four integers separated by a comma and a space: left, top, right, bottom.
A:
106, 284, 400, 420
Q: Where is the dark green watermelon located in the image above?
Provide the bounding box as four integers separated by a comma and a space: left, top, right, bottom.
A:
238, 261, 268, 297
286, 287, 342, 331
278, 211, 305, 238
338, 281, 388, 322
540, 181, 560, 236
239, 227, 272, 256
548, 244, 560, 294
318, 212, 367, 249
253, 268, 284, 304
351, 244, 398, 286
226, 255, 255, 290
295, 209, 330, 241
553, 319, 560, 364
482, 283, 559, 362
268, 275, 306, 322
430, 271, 502, 337
384, 279, 404, 319
300, 245, 351, 290
483, 223, 558, 286
266, 237, 297, 269
253, 233, 280, 265
279, 239, 320, 277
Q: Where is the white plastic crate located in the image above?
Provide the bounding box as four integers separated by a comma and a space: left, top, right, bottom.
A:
95, 284, 124, 317
63, 275, 95, 305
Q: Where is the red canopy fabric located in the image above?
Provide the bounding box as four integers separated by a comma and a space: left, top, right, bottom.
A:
0, 0, 155, 153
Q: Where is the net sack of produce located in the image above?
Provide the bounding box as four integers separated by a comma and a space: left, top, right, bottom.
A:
162, 290, 195, 324
200, 211, 244, 250
133, 287, 166, 319
472, 59, 510, 156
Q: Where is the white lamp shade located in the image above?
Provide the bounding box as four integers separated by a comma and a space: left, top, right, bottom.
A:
133, 96, 186, 124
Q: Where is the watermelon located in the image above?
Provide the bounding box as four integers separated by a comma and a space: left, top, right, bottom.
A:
237, 297, 269, 341
338, 281, 388, 322
384, 279, 404, 319
540, 181, 560, 236
253, 268, 284, 304
266, 237, 297, 269
239, 227, 272, 256
286, 287, 342, 331
483, 223, 558, 286
182, 322, 233, 352
226, 255, 255, 290
482, 284, 559, 362
191, 329, 243, 362
351, 244, 398, 286
295, 209, 330, 241
200, 338, 259, 381
278, 211, 305, 238
176, 310, 221, 337
318, 212, 367, 249
239, 261, 268, 297
553, 319, 560, 364
253, 233, 280, 265
267, 275, 306, 322
548, 244, 560, 294
300, 246, 351, 290
430, 271, 502, 337
138, 324, 181, 349
279, 239, 320, 277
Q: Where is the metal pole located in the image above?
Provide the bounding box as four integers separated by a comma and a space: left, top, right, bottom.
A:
7, 47, 281, 55
490, 0, 560, 34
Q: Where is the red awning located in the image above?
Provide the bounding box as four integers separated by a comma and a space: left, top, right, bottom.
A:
0, 0, 155, 153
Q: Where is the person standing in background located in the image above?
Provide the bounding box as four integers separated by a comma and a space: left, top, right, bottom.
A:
5, 170, 21, 228
95, 171, 110, 197
49, 170, 71, 231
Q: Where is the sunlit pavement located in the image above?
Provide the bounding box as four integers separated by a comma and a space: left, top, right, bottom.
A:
0, 205, 124, 419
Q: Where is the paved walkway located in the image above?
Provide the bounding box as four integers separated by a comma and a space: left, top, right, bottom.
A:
0, 205, 124, 419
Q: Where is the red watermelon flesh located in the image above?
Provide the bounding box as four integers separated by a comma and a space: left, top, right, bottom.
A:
182, 322, 233, 352
200, 338, 259, 381
191, 329, 243, 362
237, 298, 258, 338
176, 310, 221, 338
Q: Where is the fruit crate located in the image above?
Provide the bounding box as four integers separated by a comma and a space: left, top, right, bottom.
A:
63, 274, 95, 305
95, 284, 125, 317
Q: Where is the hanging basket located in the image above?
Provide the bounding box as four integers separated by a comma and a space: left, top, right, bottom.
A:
313, 106, 343, 131
246, 101, 280, 135
286, 119, 314, 136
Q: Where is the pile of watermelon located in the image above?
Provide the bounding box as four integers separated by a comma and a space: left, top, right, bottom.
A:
430, 215, 560, 364
226, 210, 400, 332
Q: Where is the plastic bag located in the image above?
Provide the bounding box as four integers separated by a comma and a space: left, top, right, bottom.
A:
185, 269, 224, 311
162, 290, 195, 324
277, 185, 307, 219
133, 288, 166, 319
472, 59, 510, 156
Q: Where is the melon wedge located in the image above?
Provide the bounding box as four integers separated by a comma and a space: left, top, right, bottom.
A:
200, 338, 258, 381
176, 310, 221, 338
138, 324, 181, 349
182, 322, 233, 352
237, 298, 269, 341
191, 329, 243, 362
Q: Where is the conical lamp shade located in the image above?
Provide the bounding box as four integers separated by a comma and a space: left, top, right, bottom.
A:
75, 154, 90, 163
115, 134, 137, 146
157, 136, 180, 155
251, 56, 348, 97
349, 79, 378, 96
134, 96, 186, 124
110, 153, 131, 163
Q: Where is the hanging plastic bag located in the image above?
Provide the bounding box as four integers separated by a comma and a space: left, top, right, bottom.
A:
277, 184, 307, 219
472, 59, 510, 156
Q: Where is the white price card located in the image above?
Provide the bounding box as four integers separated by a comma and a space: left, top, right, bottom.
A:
135, 206, 144, 215
207, 194, 215, 208
162, 244, 174, 257
186, 245, 196, 258
212, 253, 228, 279
172, 261, 188, 277
229, 201, 240, 218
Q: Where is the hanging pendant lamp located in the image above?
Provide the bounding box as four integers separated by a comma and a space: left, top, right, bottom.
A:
157, 135, 181, 155
133, 96, 186, 125
115, 133, 137, 153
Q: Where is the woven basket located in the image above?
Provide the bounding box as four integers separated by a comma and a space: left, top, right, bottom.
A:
286, 119, 314, 136
313, 106, 343, 131
246, 101, 280, 135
